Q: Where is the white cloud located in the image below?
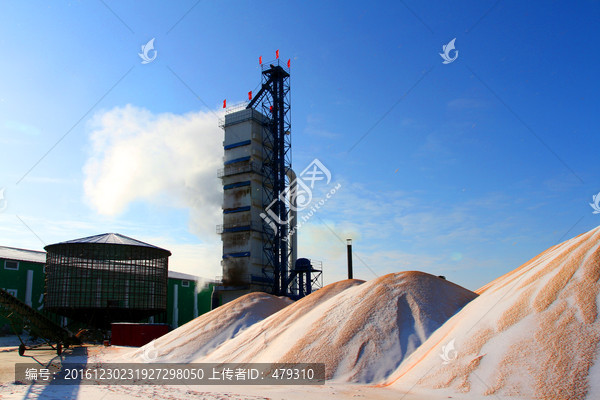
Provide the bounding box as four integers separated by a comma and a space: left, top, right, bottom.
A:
150, 240, 222, 281
83, 105, 223, 239
76, 105, 527, 292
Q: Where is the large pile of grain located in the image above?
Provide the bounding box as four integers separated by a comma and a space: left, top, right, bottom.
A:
386, 226, 600, 399
194, 273, 477, 382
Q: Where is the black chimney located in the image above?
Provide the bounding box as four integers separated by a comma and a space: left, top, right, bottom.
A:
347, 239, 353, 279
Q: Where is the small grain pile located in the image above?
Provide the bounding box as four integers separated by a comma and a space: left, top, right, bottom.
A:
129, 292, 292, 363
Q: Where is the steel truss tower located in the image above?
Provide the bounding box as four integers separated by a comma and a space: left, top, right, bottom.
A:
247, 60, 291, 296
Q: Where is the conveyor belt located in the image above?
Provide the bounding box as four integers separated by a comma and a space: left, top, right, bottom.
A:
0, 287, 79, 355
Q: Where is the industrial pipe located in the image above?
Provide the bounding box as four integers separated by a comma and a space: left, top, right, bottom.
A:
347, 239, 353, 279
286, 169, 298, 275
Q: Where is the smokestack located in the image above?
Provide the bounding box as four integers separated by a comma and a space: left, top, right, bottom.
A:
347, 239, 353, 279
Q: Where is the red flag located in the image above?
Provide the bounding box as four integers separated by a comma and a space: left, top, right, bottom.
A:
287, 59, 291, 68
223, 99, 226, 108
276, 49, 279, 59
248, 91, 252, 100
259, 56, 262, 65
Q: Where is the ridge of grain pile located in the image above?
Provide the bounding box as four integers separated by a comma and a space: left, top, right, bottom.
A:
196, 273, 476, 383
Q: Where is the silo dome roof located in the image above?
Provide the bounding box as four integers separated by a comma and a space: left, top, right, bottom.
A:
45, 233, 171, 255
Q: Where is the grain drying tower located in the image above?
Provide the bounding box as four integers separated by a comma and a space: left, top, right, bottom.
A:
218, 58, 321, 303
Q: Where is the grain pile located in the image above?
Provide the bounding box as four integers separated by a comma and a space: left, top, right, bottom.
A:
194, 273, 477, 382
129, 292, 292, 363
386, 226, 600, 399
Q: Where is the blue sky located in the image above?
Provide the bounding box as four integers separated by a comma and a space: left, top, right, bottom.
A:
0, 1, 598, 290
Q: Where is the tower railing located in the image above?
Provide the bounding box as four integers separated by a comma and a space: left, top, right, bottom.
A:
217, 161, 262, 178
216, 220, 263, 234
260, 58, 290, 73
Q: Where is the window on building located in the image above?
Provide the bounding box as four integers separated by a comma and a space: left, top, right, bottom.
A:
4, 260, 19, 270
181, 280, 190, 287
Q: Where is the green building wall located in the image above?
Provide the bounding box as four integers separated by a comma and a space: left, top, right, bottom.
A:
0, 258, 48, 334
165, 277, 215, 328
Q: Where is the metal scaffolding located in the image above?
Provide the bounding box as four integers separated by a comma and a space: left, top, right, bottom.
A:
247, 60, 292, 296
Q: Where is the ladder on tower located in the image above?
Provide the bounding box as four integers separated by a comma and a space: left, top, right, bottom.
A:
0, 287, 79, 356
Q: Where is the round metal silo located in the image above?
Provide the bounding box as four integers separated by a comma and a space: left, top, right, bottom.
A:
44, 233, 170, 328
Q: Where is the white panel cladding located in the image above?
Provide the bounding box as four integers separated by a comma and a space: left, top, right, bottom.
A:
223, 185, 250, 210
221, 109, 274, 291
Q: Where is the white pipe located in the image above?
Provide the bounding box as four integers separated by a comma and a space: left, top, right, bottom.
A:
173, 284, 179, 328
286, 168, 298, 275
25, 270, 33, 306
193, 282, 199, 318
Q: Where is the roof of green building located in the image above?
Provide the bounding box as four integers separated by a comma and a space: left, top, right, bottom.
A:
168, 271, 201, 281
0, 246, 46, 263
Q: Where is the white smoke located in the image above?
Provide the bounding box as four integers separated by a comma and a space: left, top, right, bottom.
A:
83, 105, 223, 238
